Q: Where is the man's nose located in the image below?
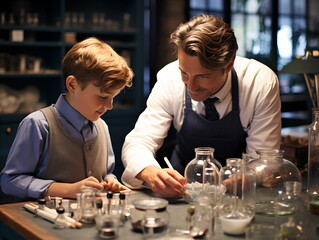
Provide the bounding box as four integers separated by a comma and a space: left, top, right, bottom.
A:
187, 78, 198, 91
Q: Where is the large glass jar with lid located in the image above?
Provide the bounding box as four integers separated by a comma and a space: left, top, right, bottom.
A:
184, 147, 221, 203
219, 158, 255, 235
247, 149, 301, 215
130, 198, 169, 235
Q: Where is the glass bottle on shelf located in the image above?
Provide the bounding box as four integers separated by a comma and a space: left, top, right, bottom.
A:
184, 147, 221, 203
248, 149, 302, 215
219, 158, 254, 235
275, 181, 307, 240
308, 108, 319, 211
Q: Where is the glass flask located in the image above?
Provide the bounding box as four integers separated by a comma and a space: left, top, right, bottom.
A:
54, 206, 68, 229
118, 190, 132, 225
275, 181, 307, 240
74, 193, 82, 221
130, 198, 169, 235
80, 188, 97, 224
308, 108, 319, 208
241, 154, 257, 217
219, 158, 254, 235
184, 147, 221, 203
248, 149, 302, 215
190, 193, 214, 239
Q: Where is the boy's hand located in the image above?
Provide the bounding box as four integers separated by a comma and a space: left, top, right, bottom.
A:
103, 177, 130, 192
46, 176, 103, 199
75, 176, 104, 192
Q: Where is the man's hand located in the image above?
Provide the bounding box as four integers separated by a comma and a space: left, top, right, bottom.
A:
137, 165, 185, 198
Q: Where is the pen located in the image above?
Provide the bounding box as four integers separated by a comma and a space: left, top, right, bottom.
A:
164, 157, 174, 170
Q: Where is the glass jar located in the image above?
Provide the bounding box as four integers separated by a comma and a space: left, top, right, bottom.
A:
274, 181, 307, 239
248, 149, 301, 215
242, 154, 257, 217
96, 213, 120, 239
130, 198, 169, 235
219, 158, 254, 235
80, 188, 97, 224
184, 147, 221, 203
308, 108, 319, 208
190, 193, 215, 239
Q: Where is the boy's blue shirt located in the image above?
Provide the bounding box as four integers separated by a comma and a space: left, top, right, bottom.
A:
0, 94, 115, 199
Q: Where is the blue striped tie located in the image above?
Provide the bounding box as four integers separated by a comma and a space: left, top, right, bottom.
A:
203, 97, 219, 121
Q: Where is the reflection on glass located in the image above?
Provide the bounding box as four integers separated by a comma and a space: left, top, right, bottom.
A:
231, 14, 245, 56
208, 0, 223, 10
278, 23, 292, 58
259, 0, 272, 15
279, 0, 292, 14
190, 0, 206, 9
245, 0, 260, 13
294, 17, 307, 56
231, 0, 245, 12
294, 0, 306, 15
190, 10, 206, 18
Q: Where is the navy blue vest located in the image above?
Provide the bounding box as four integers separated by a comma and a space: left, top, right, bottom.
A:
171, 69, 247, 174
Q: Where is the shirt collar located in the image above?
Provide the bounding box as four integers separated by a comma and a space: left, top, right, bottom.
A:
55, 94, 90, 132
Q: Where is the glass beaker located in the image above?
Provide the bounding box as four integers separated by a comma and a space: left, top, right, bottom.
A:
275, 181, 307, 239
80, 188, 97, 224
96, 213, 120, 239
248, 149, 301, 215
184, 147, 221, 203
130, 198, 169, 236
190, 193, 214, 239
219, 158, 254, 235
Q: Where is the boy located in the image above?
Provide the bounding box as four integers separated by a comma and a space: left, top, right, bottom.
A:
0, 37, 133, 199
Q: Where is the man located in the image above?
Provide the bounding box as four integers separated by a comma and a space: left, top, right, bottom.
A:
121, 14, 281, 198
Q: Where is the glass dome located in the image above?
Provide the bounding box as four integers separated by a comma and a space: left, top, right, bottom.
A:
247, 149, 301, 215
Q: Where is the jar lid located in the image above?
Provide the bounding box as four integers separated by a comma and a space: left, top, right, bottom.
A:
132, 198, 168, 211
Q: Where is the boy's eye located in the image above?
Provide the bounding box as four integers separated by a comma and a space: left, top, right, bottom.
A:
99, 96, 107, 100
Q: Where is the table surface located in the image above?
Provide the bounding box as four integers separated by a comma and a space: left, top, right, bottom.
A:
0, 190, 318, 240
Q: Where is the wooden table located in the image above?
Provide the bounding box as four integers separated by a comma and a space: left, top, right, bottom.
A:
1, 190, 318, 240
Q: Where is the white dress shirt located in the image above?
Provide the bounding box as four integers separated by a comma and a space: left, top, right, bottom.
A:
121, 56, 282, 188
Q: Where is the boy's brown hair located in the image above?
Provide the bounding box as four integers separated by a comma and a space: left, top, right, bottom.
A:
62, 37, 133, 92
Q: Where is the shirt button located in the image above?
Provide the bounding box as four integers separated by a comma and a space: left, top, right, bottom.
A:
86, 145, 91, 150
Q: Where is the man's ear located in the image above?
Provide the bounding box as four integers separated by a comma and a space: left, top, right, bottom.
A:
226, 58, 235, 73
65, 75, 78, 94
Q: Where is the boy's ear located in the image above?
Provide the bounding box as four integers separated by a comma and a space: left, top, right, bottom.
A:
65, 75, 78, 93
